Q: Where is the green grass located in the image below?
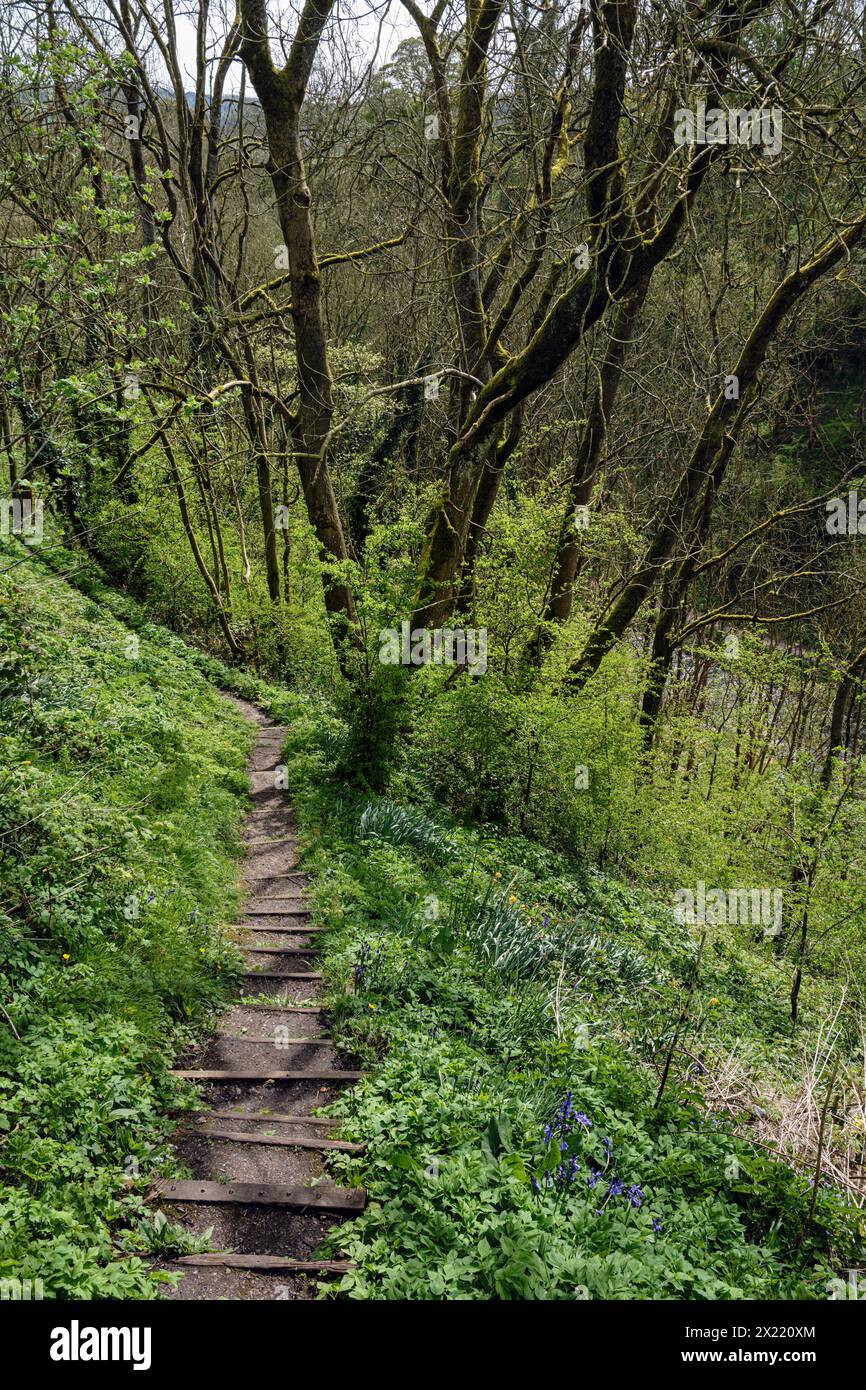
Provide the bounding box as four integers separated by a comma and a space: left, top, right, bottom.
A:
0, 538, 254, 1297
260, 705, 865, 1301
3, 538, 863, 1301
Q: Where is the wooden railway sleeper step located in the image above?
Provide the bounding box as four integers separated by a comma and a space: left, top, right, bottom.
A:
242, 946, 320, 955
170, 1068, 364, 1081
215, 1035, 330, 1043
152, 1180, 366, 1212
190, 1109, 338, 1126
230, 924, 325, 934
240, 971, 324, 981
169, 1255, 353, 1274
182, 1125, 363, 1153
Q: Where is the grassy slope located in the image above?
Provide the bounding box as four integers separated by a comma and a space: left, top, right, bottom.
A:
2, 540, 863, 1301
271, 714, 864, 1301
0, 539, 254, 1297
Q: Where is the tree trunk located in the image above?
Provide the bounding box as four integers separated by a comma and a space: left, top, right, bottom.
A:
240, 0, 357, 662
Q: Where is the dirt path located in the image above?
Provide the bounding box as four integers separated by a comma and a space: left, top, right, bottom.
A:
152, 696, 364, 1299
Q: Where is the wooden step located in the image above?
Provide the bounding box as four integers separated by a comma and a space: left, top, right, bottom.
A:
186, 1126, 363, 1153
171, 1254, 353, 1273
243, 946, 320, 956
241, 971, 323, 981
218, 1036, 330, 1044
230, 1004, 326, 1013
245, 909, 313, 919
248, 894, 307, 902
192, 1109, 338, 1126
245, 904, 310, 911
238, 1003, 324, 1011
194, 1039, 333, 1049
231, 924, 325, 934
245, 890, 308, 900
171, 1068, 362, 1081
152, 1180, 366, 1211
246, 873, 308, 882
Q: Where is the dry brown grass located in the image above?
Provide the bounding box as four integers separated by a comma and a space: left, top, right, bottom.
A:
684, 997, 866, 1207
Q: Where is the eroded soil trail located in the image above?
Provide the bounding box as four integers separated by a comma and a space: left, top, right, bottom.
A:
153, 696, 365, 1300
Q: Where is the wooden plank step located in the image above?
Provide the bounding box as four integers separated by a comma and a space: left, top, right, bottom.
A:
152, 1180, 365, 1211
186, 1126, 363, 1153
231, 924, 325, 934
243, 889, 310, 898
247, 900, 310, 910
192, 1109, 338, 1126
197, 1039, 333, 1049
248, 894, 308, 902
172, 1255, 353, 1273
243, 946, 320, 955
245, 908, 313, 918
219, 1036, 330, 1043
241, 971, 323, 981
230, 1004, 325, 1013
247, 867, 308, 878
170, 1068, 362, 1081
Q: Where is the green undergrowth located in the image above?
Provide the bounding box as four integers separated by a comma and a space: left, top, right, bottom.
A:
0, 539, 254, 1297
9, 540, 865, 1300
270, 713, 865, 1301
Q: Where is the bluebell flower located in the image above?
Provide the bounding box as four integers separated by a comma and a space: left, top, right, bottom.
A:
575, 1112, 592, 1128
628, 1185, 644, 1208
652, 1217, 662, 1233
607, 1177, 625, 1198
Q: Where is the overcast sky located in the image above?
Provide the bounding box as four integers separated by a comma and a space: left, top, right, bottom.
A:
170, 1, 416, 93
